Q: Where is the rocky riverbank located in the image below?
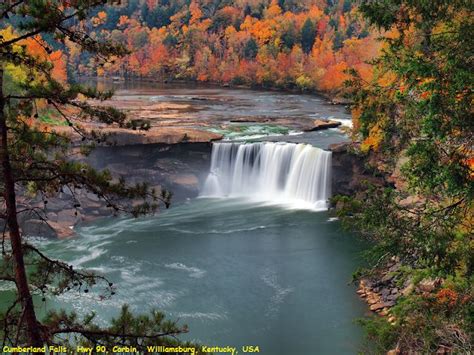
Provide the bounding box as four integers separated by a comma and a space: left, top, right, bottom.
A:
15, 142, 213, 239
97, 76, 351, 105
329, 143, 466, 354
357, 259, 402, 323
70, 82, 353, 139
328, 143, 401, 322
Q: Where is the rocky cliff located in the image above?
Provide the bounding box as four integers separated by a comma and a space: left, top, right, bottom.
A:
329, 142, 388, 197
13, 142, 213, 239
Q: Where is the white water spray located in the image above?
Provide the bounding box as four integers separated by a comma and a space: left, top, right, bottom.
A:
201, 142, 331, 210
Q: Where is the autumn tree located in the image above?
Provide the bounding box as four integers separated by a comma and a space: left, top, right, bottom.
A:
341, 0, 474, 352
0, 0, 190, 349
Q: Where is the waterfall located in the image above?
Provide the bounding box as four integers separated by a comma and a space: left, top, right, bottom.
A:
201, 142, 332, 210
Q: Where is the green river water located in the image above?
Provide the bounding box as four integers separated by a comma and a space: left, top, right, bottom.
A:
36, 197, 367, 354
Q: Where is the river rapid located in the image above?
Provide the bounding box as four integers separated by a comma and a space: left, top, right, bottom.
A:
89, 80, 353, 146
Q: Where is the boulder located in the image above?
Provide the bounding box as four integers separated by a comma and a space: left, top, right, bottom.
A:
21, 219, 57, 238
46, 212, 58, 222
17, 210, 41, 225
369, 302, 386, 311
86, 192, 100, 202
57, 209, 79, 225
47, 221, 75, 239
46, 198, 72, 212
360, 279, 373, 288
381, 272, 394, 283
367, 295, 379, 305
303, 119, 341, 131
78, 199, 102, 210
417, 278, 441, 293
386, 294, 399, 301
388, 263, 401, 273
328, 142, 350, 153
369, 301, 395, 311
381, 288, 391, 299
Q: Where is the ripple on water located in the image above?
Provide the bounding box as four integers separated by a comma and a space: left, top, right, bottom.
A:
261, 268, 294, 318
69, 246, 108, 268
175, 312, 227, 321
165, 262, 206, 278
166, 224, 271, 236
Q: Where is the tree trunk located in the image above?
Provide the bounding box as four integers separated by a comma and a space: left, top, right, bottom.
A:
0, 67, 43, 345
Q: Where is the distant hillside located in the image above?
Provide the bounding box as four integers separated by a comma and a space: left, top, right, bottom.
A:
62, 0, 380, 94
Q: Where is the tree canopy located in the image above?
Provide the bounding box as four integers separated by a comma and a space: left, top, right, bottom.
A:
0, 0, 183, 348
341, 0, 474, 352
29, 0, 381, 94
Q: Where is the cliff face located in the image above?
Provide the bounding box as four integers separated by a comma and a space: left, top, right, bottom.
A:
15, 142, 213, 239
86, 142, 212, 201
329, 142, 387, 197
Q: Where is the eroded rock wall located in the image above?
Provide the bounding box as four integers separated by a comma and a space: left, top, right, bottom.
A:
16, 142, 212, 238
329, 142, 387, 197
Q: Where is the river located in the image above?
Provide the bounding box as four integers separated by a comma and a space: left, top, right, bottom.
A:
41, 198, 366, 354
34, 84, 367, 354
88, 80, 353, 147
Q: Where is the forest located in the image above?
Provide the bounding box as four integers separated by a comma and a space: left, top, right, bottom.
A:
5, 0, 380, 94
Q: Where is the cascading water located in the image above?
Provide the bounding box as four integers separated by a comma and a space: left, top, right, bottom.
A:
201, 142, 332, 210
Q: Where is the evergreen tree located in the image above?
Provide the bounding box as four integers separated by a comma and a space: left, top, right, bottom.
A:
332, 31, 344, 50
281, 23, 297, 50
278, 0, 286, 11
342, 0, 351, 13
243, 38, 258, 59
0, 0, 189, 348
163, 34, 178, 48
342, 0, 474, 352
300, 18, 316, 54
243, 5, 252, 17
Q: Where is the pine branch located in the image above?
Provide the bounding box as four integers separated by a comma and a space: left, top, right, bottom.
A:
0, 2, 104, 49
22, 243, 114, 294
